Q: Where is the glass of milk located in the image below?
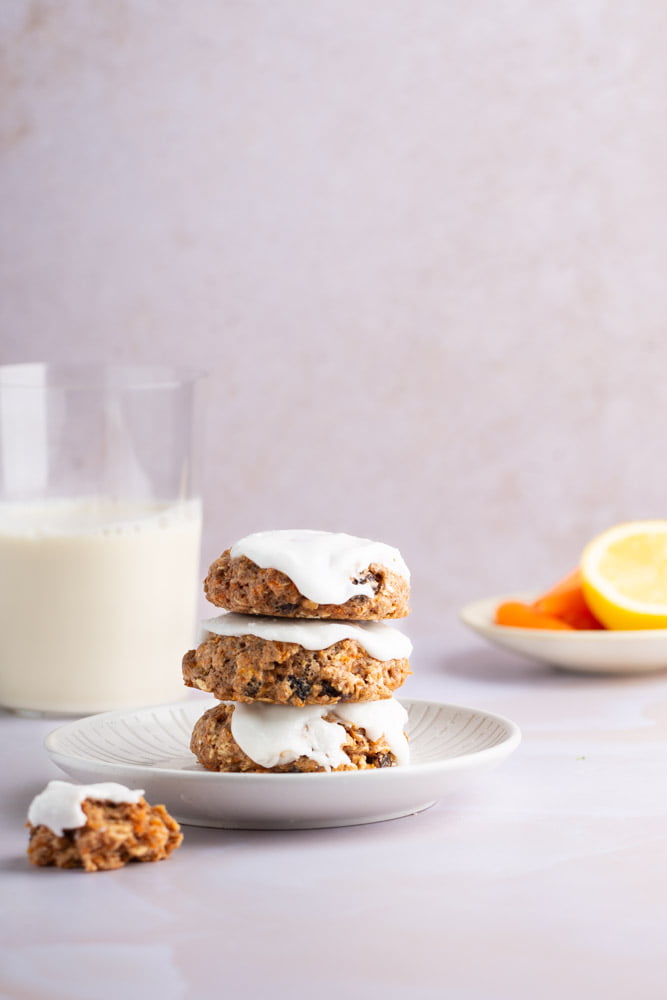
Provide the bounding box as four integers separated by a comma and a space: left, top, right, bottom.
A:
0, 363, 204, 716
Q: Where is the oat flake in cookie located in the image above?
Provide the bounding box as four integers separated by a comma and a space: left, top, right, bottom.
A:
203, 529, 411, 619
26, 780, 183, 872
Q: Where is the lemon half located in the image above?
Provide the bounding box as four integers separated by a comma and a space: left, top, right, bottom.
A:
580, 520, 667, 629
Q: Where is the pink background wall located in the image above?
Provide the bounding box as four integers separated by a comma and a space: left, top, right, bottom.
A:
2, 1, 667, 635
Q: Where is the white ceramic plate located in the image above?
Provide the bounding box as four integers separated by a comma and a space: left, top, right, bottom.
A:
461, 593, 667, 675
44, 698, 521, 830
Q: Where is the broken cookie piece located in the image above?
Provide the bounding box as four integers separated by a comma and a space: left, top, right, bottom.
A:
26, 780, 182, 872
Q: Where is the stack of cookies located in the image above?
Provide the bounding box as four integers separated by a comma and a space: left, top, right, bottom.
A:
182, 529, 413, 772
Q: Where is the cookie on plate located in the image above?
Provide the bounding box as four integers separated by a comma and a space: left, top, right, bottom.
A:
190, 697, 410, 773
203, 529, 410, 620
182, 613, 412, 706
26, 781, 182, 872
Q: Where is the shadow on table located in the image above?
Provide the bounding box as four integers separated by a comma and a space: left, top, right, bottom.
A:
435, 644, 547, 684
439, 644, 666, 690
0, 855, 31, 873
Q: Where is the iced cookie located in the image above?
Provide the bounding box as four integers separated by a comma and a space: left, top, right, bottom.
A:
203, 529, 410, 620
182, 613, 412, 706
190, 697, 410, 773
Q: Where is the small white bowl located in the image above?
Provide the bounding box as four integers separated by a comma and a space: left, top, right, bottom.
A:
460, 593, 667, 675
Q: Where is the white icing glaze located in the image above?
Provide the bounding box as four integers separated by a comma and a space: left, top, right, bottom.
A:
202, 612, 412, 661
230, 697, 410, 770
332, 700, 411, 766
230, 529, 410, 605
27, 780, 145, 836
231, 703, 351, 770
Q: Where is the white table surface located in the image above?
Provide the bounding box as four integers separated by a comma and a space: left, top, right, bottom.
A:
2, 626, 667, 1000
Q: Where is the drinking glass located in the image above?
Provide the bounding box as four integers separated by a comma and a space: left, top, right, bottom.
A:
0, 362, 203, 715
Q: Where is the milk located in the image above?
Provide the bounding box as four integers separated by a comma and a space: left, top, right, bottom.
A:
0, 497, 202, 715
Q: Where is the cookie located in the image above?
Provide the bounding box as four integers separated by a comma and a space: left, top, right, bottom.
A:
203, 529, 410, 620
190, 697, 410, 773
182, 614, 412, 706
26, 781, 182, 872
